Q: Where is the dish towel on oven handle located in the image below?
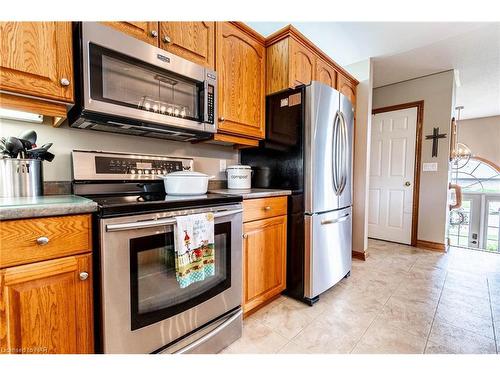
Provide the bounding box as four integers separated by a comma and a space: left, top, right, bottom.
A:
174, 212, 215, 288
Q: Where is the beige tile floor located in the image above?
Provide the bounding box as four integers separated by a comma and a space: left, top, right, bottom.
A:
221, 239, 500, 354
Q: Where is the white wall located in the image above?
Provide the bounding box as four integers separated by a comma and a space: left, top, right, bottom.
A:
0, 119, 239, 181
345, 59, 373, 254
373, 70, 455, 245
457, 115, 500, 165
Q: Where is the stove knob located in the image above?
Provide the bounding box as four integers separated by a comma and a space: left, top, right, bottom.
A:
151, 170, 156, 174
138, 170, 143, 175
130, 169, 136, 174
157, 170, 162, 175
145, 170, 150, 175
163, 170, 167, 174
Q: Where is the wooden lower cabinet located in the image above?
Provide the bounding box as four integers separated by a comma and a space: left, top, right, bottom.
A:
0, 253, 94, 354
242, 201, 287, 315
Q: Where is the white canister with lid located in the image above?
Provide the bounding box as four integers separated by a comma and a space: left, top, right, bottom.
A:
226, 165, 252, 189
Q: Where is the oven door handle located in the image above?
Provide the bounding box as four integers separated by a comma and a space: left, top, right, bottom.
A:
171, 309, 242, 354
105, 209, 243, 232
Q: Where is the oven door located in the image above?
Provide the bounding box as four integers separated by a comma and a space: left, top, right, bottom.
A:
99, 205, 242, 353
78, 22, 217, 134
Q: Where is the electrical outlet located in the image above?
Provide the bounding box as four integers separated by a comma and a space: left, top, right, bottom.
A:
219, 159, 227, 172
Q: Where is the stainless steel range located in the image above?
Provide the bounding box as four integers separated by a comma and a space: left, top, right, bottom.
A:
72, 150, 243, 354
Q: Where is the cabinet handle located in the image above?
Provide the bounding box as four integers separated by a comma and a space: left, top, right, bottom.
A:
36, 236, 49, 245
60, 78, 70, 87
150, 30, 158, 38
242, 233, 248, 239
162, 35, 171, 44
219, 117, 225, 122
79, 272, 89, 281
263, 206, 272, 211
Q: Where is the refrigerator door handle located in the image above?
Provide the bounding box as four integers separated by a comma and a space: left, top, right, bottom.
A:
331, 111, 341, 195
321, 213, 350, 225
337, 111, 348, 196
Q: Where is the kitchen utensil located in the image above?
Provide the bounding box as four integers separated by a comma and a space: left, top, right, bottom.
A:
5, 137, 24, 158
0, 158, 43, 197
41, 151, 55, 162
226, 165, 252, 189
18, 129, 37, 145
158, 171, 212, 195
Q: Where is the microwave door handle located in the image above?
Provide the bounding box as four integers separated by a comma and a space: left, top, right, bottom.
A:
105, 208, 243, 232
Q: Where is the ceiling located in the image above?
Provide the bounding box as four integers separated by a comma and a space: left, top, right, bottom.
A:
247, 22, 500, 119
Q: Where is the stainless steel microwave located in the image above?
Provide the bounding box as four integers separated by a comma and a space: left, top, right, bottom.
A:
68, 22, 217, 142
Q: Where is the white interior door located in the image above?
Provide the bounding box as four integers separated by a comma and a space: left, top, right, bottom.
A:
368, 107, 417, 244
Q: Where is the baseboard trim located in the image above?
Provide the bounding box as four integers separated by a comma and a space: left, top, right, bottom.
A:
416, 239, 446, 252
352, 250, 367, 261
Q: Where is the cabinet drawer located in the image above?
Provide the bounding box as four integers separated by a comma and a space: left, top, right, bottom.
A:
0, 214, 92, 268
243, 196, 287, 223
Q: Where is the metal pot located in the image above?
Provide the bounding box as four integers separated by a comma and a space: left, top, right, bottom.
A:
0, 159, 43, 197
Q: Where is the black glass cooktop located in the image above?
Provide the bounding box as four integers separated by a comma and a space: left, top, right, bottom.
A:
87, 192, 242, 217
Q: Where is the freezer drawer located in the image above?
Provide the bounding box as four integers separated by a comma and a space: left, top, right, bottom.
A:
304, 207, 352, 299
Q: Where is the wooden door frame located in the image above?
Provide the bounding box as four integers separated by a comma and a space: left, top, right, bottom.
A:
372, 100, 424, 247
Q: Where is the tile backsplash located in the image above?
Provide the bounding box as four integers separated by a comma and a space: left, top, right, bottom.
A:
0, 118, 239, 182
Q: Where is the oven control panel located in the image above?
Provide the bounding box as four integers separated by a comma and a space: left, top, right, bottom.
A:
95, 157, 188, 176
72, 150, 194, 181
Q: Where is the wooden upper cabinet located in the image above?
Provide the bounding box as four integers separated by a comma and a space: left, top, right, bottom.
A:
216, 22, 265, 139
101, 22, 160, 46
316, 58, 337, 89
159, 22, 215, 68
0, 254, 94, 354
265, 25, 358, 98
337, 73, 356, 107
289, 38, 315, 88
0, 22, 73, 103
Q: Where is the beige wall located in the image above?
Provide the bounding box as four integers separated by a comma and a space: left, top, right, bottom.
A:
457, 115, 500, 166
373, 70, 455, 245
0, 119, 239, 181
345, 59, 373, 254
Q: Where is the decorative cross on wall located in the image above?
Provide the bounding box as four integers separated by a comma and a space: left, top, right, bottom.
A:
425, 127, 447, 157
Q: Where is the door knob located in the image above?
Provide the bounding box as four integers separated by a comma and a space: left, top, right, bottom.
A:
60, 78, 70, 86
404, 181, 411, 187
150, 30, 158, 38
162, 35, 171, 44
79, 272, 89, 281
219, 117, 225, 122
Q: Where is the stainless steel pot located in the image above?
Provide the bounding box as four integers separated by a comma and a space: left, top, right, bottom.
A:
0, 159, 43, 197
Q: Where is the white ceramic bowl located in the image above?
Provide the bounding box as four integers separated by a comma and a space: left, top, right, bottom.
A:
159, 171, 211, 195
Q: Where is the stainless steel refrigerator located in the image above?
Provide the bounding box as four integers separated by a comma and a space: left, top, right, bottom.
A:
241, 81, 354, 305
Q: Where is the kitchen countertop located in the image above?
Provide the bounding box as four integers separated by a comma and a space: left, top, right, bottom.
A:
210, 188, 292, 200
0, 195, 98, 220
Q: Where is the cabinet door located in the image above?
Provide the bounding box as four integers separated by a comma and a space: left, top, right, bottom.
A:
289, 38, 315, 88
216, 22, 265, 139
0, 254, 93, 354
242, 215, 287, 314
315, 58, 337, 89
337, 73, 356, 108
159, 22, 215, 68
0, 22, 73, 102
102, 22, 159, 46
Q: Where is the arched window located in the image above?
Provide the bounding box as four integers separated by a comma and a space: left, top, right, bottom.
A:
453, 157, 500, 193
449, 157, 500, 251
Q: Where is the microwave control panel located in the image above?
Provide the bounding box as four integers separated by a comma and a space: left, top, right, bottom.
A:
207, 84, 215, 124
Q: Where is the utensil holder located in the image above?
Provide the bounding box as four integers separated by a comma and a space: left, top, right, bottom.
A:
0, 159, 43, 197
